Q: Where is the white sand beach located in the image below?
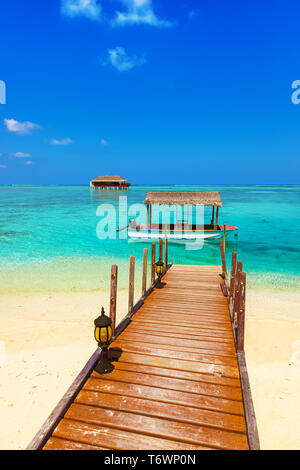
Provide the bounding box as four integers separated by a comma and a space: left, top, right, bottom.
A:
0, 288, 299, 450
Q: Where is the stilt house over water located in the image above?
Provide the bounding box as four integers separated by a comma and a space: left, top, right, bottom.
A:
90, 175, 130, 190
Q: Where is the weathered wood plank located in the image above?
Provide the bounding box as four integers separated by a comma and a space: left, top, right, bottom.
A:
90, 368, 242, 400
76, 389, 246, 433
125, 324, 234, 343
113, 340, 238, 367
110, 350, 239, 378
65, 403, 248, 450
83, 378, 244, 415
53, 418, 207, 450
43, 436, 106, 450
113, 361, 240, 388
117, 331, 236, 354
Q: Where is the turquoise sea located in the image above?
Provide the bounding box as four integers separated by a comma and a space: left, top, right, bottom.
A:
0, 185, 299, 294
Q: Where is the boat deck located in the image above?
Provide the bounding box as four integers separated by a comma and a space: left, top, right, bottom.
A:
42, 264, 250, 450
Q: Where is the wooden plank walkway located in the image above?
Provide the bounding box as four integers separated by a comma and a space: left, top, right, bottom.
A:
42, 264, 250, 451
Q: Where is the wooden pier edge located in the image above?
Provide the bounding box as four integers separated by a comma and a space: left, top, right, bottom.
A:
26, 263, 172, 451
237, 351, 260, 450
26, 347, 102, 450
220, 251, 260, 450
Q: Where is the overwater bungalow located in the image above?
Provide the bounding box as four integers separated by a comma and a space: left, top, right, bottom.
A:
90, 175, 130, 190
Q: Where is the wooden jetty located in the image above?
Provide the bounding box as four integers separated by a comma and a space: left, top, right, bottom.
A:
27, 240, 259, 451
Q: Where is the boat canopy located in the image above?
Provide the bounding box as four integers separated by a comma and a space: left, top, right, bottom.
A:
144, 191, 222, 207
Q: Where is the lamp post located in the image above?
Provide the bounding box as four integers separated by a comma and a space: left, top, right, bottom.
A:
94, 307, 114, 374
155, 259, 165, 288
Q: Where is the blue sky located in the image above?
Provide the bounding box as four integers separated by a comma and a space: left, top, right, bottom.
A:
0, 0, 299, 185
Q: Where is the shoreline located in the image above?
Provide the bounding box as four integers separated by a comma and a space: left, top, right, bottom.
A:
0, 260, 299, 295
0, 287, 300, 449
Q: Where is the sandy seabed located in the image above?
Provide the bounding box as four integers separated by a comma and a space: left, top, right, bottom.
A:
0, 288, 300, 450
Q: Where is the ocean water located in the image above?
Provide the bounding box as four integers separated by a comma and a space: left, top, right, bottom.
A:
0, 185, 299, 293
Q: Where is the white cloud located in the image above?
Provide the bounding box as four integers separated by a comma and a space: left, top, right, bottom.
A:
11, 152, 31, 158
25, 160, 33, 165
61, 0, 101, 20
105, 47, 145, 71
101, 139, 108, 146
50, 137, 74, 145
4, 118, 40, 135
0, 164, 6, 169
113, 0, 173, 27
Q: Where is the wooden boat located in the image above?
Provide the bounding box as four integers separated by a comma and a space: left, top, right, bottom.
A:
127, 191, 238, 242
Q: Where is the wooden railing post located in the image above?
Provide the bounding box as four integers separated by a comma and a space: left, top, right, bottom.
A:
223, 223, 227, 252
229, 252, 237, 301
233, 261, 243, 321
237, 272, 246, 352
164, 235, 168, 271
109, 265, 118, 337
159, 238, 163, 262
128, 255, 135, 315
220, 240, 227, 279
151, 243, 156, 284
142, 248, 147, 298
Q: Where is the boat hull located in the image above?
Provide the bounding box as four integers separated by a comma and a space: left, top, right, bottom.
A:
128, 224, 237, 242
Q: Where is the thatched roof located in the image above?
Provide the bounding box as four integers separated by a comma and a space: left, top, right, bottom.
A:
90, 175, 129, 183
144, 191, 222, 207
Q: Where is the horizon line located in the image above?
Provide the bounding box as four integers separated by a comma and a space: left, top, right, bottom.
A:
0, 183, 299, 187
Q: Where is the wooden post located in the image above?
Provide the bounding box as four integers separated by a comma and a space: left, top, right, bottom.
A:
164, 235, 168, 270
146, 204, 149, 229
220, 240, 227, 279
237, 272, 246, 352
211, 206, 215, 226
215, 207, 219, 229
233, 261, 243, 320
151, 243, 155, 284
229, 252, 237, 300
142, 248, 147, 298
159, 238, 163, 261
223, 223, 226, 252
109, 265, 118, 337
128, 255, 135, 315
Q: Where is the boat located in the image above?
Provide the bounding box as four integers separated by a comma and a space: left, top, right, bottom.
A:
127, 190, 238, 242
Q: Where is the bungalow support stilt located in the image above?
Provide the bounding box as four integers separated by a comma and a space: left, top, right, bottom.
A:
146, 204, 149, 230
215, 206, 219, 230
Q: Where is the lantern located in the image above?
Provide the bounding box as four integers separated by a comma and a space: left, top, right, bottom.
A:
94, 307, 113, 348
155, 259, 164, 276
94, 307, 114, 374
155, 259, 165, 288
